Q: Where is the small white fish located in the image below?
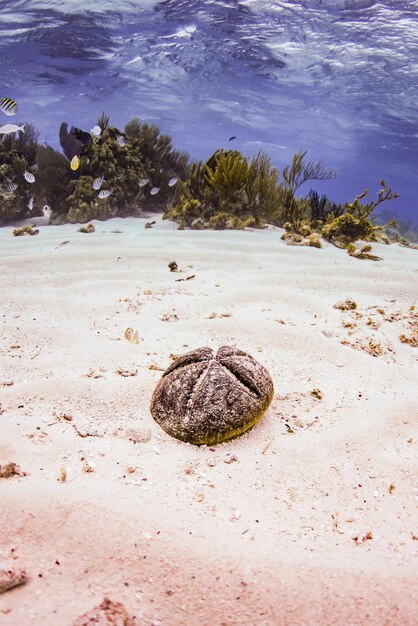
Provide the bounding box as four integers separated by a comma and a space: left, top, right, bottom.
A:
5, 181, 17, 193
27, 195, 35, 211
70, 155, 80, 171
90, 125, 102, 137
0, 97, 17, 116
117, 135, 125, 146
93, 176, 104, 190
168, 177, 178, 187
23, 171, 35, 183
150, 186, 160, 195
98, 189, 112, 199
43, 205, 51, 219
138, 178, 149, 187
0, 123, 25, 135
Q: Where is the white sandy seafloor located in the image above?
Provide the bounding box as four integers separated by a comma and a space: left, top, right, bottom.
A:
0, 214, 417, 625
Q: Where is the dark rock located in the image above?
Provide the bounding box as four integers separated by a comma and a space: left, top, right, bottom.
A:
150, 346, 274, 445
59, 122, 82, 161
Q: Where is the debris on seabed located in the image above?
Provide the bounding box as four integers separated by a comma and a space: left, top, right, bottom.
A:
230, 509, 241, 521
82, 460, 96, 473
72, 597, 136, 626
125, 426, 152, 444
78, 223, 95, 234
13, 225, 39, 237
175, 274, 196, 282
352, 531, 373, 544
208, 312, 232, 319
85, 368, 106, 379
0, 567, 27, 594
55, 240, 70, 248
333, 299, 357, 311
159, 312, 179, 322
124, 327, 139, 343
223, 453, 239, 464
261, 437, 274, 454
0, 463, 27, 478
116, 367, 138, 377
310, 388, 323, 400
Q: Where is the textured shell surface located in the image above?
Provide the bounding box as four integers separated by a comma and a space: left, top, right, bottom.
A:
150, 346, 274, 445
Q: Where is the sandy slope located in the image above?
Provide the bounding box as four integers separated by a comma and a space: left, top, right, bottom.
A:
0, 215, 417, 625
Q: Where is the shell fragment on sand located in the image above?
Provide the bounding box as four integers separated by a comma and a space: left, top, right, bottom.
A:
0, 567, 27, 594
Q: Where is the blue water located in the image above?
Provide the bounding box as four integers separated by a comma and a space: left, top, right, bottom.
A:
1, 0, 417, 220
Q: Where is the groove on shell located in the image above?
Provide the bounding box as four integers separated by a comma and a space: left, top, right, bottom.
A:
150, 346, 274, 445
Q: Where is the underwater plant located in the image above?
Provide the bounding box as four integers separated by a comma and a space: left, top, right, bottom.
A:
278, 150, 337, 232
204, 150, 250, 201
322, 181, 399, 246
26, 114, 190, 224
165, 148, 282, 229
124, 117, 189, 209
65, 116, 156, 222
34, 145, 72, 217
307, 189, 344, 225
0, 122, 39, 223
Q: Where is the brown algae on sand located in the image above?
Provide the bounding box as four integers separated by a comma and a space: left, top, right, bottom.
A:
150, 346, 274, 445
12, 225, 39, 237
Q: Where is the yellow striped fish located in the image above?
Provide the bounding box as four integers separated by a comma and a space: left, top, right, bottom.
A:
0, 97, 17, 116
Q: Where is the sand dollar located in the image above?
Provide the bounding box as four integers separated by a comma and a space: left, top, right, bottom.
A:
150, 346, 274, 445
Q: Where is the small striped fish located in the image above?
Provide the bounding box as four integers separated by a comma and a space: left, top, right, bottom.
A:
0, 97, 17, 116
5, 181, 17, 193
90, 125, 101, 137
168, 177, 178, 187
98, 189, 112, 199
138, 178, 149, 187
93, 177, 104, 190
150, 187, 160, 195
23, 171, 35, 183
